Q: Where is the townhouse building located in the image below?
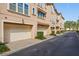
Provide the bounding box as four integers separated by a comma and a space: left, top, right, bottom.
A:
50, 4, 64, 34
58, 13, 64, 32
0, 3, 64, 43
56, 13, 64, 33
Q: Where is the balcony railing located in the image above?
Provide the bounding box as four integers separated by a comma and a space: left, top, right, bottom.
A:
37, 16, 45, 20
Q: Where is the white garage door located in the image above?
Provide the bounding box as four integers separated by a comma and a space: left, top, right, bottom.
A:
4, 23, 32, 42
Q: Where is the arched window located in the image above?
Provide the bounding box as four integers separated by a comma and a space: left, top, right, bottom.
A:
32, 8, 35, 15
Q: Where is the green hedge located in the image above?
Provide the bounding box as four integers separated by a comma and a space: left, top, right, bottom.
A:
35, 32, 46, 40
0, 42, 10, 54
56, 31, 60, 34
76, 31, 79, 33
50, 31, 56, 36
76, 31, 79, 35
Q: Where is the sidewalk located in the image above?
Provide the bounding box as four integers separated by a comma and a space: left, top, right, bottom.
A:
0, 35, 55, 56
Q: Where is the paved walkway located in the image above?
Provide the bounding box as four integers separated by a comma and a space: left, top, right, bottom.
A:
8, 31, 79, 56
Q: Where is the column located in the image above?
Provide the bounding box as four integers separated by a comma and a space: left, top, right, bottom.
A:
0, 20, 4, 43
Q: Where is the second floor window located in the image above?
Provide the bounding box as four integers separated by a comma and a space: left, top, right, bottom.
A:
51, 6, 56, 14
9, 3, 29, 16
56, 20, 59, 23
24, 3, 29, 16
38, 11, 45, 19
51, 17, 56, 24
9, 3, 16, 11
38, 3, 45, 8
18, 3, 23, 13
42, 3, 45, 8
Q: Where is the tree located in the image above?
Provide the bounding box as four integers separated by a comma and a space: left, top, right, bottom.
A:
71, 21, 76, 30
76, 19, 79, 31
64, 21, 71, 30
64, 21, 76, 31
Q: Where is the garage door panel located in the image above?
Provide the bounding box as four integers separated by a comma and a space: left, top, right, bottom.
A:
4, 23, 32, 42
10, 32, 31, 42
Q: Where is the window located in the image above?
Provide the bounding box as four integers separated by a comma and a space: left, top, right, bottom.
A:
56, 26, 59, 29
38, 11, 45, 19
52, 27, 55, 29
38, 3, 45, 8
38, 3, 42, 7
9, 3, 30, 16
51, 7, 54, 13
24, 3, 28, 16
42, 3, 45, 8
32, 8, 35, 15
18, 3, 23, 13
56, 20, 59, 22
9, 3, 16, 11
51, 17, 56, 24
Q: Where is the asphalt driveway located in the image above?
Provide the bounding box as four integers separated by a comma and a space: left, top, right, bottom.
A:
9, 31, 79, 56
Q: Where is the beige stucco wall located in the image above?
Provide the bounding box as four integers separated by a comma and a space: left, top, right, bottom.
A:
0, 3, 64, 43
0, 3, 53, 43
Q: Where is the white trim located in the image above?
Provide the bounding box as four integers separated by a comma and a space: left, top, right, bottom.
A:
23, 4, 24, 14
28, 4, 30, 16
0, 20, 4, 43
7, 3, 9, 10
2, 21, 4, 43
16, 3, 18, 12
35, 8, 37, 15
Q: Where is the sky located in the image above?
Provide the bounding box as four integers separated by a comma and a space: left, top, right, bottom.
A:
54, 3, 79, 21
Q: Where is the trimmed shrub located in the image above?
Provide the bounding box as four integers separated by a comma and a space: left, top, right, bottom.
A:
61, 31, 63, 32
56, 31, 60, 34
0, 42, 10, 54
0, 42, 5, 45
76, 31, 79, 35
50, 31, 56, 36
35, 32, 46, 40
76, 31, 79, 33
